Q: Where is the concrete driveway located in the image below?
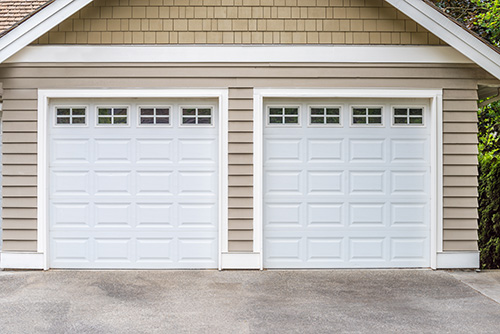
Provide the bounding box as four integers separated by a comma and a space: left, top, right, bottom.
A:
0, 270, 499, 333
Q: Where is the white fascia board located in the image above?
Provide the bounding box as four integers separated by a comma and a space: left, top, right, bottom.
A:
0, 0, 93, 64
385, 0, 500, 79
5, 45, 472, 64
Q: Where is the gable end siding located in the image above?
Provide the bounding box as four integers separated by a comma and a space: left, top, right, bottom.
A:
32, 0, 446, 45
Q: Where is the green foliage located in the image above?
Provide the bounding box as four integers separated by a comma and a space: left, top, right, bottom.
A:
432, 0, 500, 46
478, 101, 500, 268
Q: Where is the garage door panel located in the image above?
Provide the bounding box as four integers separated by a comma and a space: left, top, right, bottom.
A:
136, 139, 173, 163
264, 100, 431, 268
49, 99, 219, 269
349, 171, 386, 194
94, 172, 132, 195
307, 139, 343, 162
307, 171, 343, 195
349, 139, 386, 162
51, 171, 91, 196
265, 138, 302, 162
51, 139, 91, 164
94, 139, 132, 163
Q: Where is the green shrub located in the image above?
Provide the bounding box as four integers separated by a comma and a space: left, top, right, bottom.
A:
478, 101, 500, 268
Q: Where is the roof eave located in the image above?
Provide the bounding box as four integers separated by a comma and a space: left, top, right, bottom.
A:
0, 0, 93, 64
385, 0, 500, 80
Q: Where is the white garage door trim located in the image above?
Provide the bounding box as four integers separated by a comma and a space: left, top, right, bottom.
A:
253, 88, 444, 270
37, 89, 229, 270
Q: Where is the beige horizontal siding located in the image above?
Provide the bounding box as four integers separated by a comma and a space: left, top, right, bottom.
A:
0, 65, 494, 254
1, 88, 38, 252
228, 87, 254, 252
32, 0, 446, 45
442, 88, 479, 252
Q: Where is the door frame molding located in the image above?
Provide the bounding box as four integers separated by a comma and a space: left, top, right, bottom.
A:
253, 88, 443, 270
37, 88, 229, 270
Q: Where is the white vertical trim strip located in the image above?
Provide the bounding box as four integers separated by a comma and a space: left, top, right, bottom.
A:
37, 91, 49, 270
253, 88, 443, 269
253, 92, 264, 270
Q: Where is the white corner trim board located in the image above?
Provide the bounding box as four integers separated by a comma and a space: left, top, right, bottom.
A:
221, 253, 261, 269
385, 0, 500, 80
0, 252, 45, 269
0, 0, 93, 64
437, 252, 479, 269
5, 45, 473, 64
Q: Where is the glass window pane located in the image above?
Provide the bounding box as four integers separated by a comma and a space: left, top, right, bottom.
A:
198, 108, 211, 116
409, 117, 423, 124
57, 108, 70, 116
140, 108, 154, 116
72, 108, 86, 116
311, 108, 324, 115
114, 108, 127, 116
269, 108, 283, 115
394, 108, 408, 116
353, 108, 366, 116
368, 116, 382, 124
156, 117, 169, 124
140, 117, 154, 124
269, 116, 283, 124
285, 116, 298, 124
410, 108, 423, 116
394, 117, 407, 124
183, 108, 196, 116
368, 108, 382, 115
183, 117, 196, 124
326, 117, 340, 124
72, 117, 85, 124
98, 108, 112, 115
98, 117, 112, 124
284, 108, 298, 115
156, 108, 169, 116
353, 116, 366, 124
198, 117, 211, 124
56, 117, 70, 124
311, 116, 324, 124
114, 117, 127, 124
326, 108, 340, 115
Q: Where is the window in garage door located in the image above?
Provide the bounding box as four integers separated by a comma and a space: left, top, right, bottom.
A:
48, 98, 219, 269
263, 98, 431, 268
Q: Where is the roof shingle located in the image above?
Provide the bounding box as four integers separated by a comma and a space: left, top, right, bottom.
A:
0, 0, 52, 37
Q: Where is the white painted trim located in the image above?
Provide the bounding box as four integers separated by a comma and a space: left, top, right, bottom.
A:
437, 251, 479, 269
5, 45, 473, 64
221, 253, 261, 269
253, 88, 443, 269
386, 0, 500, 79
0, 252, 45, 269
37, 89, 229, 270
0, 0, 93, 64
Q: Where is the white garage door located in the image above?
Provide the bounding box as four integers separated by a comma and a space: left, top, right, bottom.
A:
49, 99, 218, 268
264, 99, 431, 268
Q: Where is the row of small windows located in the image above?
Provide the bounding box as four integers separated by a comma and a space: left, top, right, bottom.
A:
55, 106, 213, 126
267, 106, 424, 126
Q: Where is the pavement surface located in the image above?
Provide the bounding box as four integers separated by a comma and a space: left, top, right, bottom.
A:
0, 269, 499, 334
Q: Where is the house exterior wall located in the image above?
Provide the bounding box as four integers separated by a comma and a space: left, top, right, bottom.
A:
0, 62, 491, 255
32, 0, 446, 45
